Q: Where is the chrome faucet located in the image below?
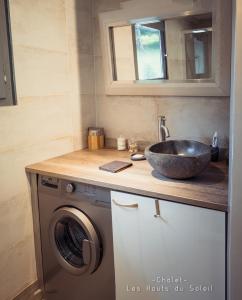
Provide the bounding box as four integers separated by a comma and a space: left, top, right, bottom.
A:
158, 116, 170, 142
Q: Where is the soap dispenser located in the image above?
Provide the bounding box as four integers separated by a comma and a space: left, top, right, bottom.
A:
211, 131, 219, 162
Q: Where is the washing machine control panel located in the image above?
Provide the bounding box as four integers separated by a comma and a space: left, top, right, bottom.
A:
62, 181, 111, 207
40, 176, 59, 189
66, 183, 75, 193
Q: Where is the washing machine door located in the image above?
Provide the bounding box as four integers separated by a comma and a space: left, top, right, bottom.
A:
49, 207, 101, 275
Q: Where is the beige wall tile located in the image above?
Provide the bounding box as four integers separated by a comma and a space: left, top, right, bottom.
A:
96, 94, 230, 148
0, 96, 74, 152
81, 94, 96, 129
96, 95, 157, 142
13, 46, 70, 98
93, 17, 102, 57
0, 234, 37, 300
68, 94, 82, 149
10, 0, 68, 52
68, 94, 96, 149
66, 0, 92, 13
69, 53, 95, 95
78, 55, 95, 95
0, 136, 74, 203
156, 97, 230, 147
65, 4, 93, 54
93, 0, 124, 15
94, 56, 106, 96
0, 192, 34, 254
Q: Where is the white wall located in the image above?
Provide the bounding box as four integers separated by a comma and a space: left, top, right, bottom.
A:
0, 0, 95, 299
228, 0, 242, 299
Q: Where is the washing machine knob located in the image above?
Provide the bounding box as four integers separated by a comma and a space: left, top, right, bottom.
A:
66, 183, 75, 193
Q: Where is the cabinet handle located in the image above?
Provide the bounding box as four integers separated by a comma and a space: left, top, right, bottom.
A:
154, 199, 161, 217
112, 199, 138, 208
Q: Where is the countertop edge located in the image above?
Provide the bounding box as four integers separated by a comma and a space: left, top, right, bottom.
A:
26, 167, 228, 213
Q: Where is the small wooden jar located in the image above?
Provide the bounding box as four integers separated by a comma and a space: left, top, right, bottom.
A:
88, 127, 105, 150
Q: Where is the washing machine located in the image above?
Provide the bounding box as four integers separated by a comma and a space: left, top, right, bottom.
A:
37, 175, 115, 300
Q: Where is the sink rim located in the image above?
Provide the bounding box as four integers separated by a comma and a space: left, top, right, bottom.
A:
145, 139, 211, 159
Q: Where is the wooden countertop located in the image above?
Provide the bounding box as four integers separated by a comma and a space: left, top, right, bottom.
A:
26, 149, 228, 212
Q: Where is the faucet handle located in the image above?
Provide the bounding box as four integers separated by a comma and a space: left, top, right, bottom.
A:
163, 126, 170, 138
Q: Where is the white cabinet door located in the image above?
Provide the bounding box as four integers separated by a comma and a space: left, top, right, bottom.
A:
111, 191, 226, 300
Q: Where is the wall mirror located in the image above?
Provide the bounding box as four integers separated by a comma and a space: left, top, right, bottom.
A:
99, 0, 231, 96
111, 13, 212, 82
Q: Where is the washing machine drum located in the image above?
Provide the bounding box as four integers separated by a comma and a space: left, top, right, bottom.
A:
49, 207, 101, 275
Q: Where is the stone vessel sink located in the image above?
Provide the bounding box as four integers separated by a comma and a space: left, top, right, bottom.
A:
145, 140, 211, 179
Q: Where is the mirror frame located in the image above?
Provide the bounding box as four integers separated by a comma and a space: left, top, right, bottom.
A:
99, 0, 231, 97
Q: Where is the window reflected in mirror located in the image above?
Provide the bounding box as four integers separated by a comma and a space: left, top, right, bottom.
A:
134, 22, 167, 80
110, 13, 213, 82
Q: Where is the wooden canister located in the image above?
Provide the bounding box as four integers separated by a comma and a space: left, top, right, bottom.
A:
88, 127, 105, 150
